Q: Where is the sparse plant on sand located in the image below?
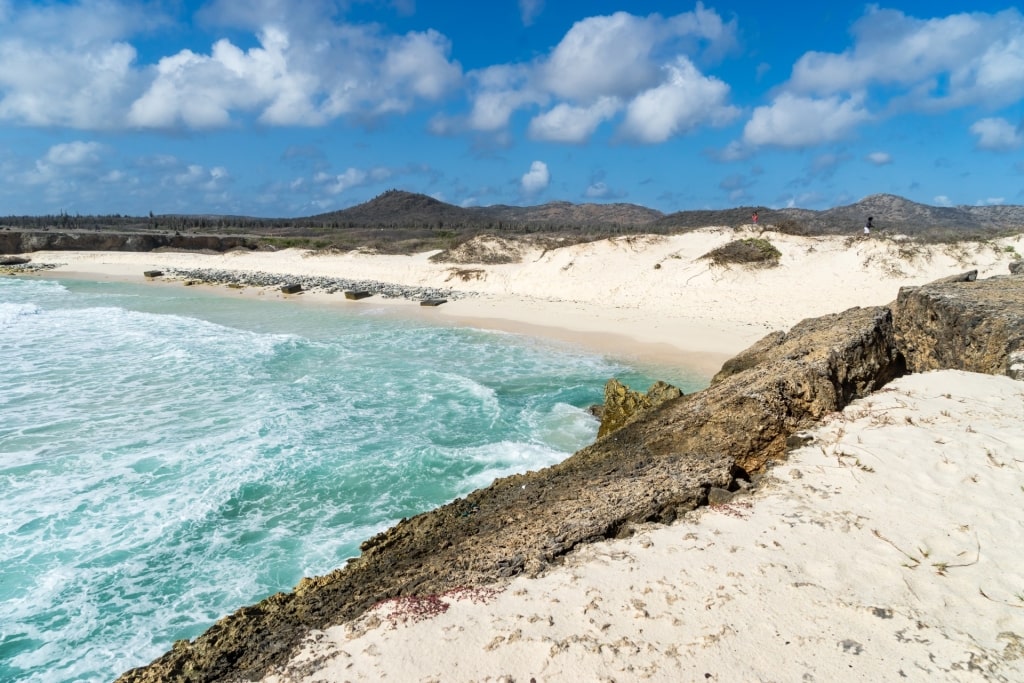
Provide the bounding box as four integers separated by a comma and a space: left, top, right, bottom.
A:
700, 237, 781, 268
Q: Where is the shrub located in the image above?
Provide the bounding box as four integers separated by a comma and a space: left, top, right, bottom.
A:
700, 238, 781, 268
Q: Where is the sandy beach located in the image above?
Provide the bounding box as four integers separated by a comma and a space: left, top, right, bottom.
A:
13, 229, 1024, 681
20, 227, 1024, 377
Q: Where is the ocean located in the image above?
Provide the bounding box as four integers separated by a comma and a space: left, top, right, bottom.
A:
0, 274, 704, 683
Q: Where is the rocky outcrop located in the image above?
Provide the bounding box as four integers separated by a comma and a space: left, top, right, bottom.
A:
0, 230, 259, 254
596, 378, 683, 438
116, 304, 903, 683
894, 272, 1024, 378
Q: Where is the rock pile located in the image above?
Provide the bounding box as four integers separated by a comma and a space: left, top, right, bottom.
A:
165, 268, 475, 302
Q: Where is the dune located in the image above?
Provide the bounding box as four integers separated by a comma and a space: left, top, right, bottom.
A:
21, 227, 1024, 376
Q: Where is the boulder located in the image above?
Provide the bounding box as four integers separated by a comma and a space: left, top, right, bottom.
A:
0, 256, 30, 265
596, 379, 683, 438
1010, 260, 1023, 275
344, 290, 371, 300
143, 270, 163, 278
420, 298, 447, 306
280, 283, 302, 294
894, 274, 1024, 378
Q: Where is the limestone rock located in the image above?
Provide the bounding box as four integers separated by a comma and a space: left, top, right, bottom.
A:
894, 274, 1024, 378
1010, 260, 1023, 275
597, 379, 683, 438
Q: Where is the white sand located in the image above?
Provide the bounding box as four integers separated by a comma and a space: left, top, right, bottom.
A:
18, 230, 1024, 681
263, 370, 1024, 682
21, 228, 1024, 377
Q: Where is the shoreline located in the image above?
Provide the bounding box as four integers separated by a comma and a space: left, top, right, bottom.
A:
12, 228, 1023, 379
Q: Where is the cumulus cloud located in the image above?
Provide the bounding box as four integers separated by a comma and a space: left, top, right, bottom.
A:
0, 0, 148, 128
743, 93, 871, 147
970, 117, 1024, 150
866, 151, 892, 165
129, 24, 461, 128
45, 141, 105, 166
787, 7, 1024, 110
528, 97, 620, 143
0, 1, 462, 130
464, 6, 737, 142
619, 57, 737, 143
521, 160, 550, 194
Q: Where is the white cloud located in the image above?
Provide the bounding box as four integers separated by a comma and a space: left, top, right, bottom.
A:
743, 93, 871, 147
787, 8, 1024, 110
521, 160, 550, 194
619, 57, 737, 143
866, 151, 892, 165
584, 182, 610, 198
519, 0, 544, 26
528, 97, 620, 143
467, 64, 546, 131
463, 6, 737, 140
970, 117, 1024, 150
46, 141, 105, 166
934, 195, 953, 206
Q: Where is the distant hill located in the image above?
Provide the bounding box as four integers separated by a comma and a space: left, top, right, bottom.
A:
3, 192, 1022, 246
307, 190, 662, 229
651, 194, 1024, 238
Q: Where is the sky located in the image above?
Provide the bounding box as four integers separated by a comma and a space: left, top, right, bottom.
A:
1, 1, 1024, 217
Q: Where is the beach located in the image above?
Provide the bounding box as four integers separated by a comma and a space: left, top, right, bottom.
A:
12, 228, 1024, 681
21, 228, 1024, 376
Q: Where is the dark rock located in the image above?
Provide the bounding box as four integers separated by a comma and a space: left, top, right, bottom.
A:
894, 274, 1024, 378
420, 298, 447, 306
0, 231, 257, 254
280, 283, 302, 294
597, 379, 683, 439
143, 270, 163, 278
116, 305, 903, 683
0, 256, 30, 265
707, 487, 735, 505
928, 269, 977, 284
1011, 260, 1023, 275
711, 331, 786, 384
344, 290, 371, 300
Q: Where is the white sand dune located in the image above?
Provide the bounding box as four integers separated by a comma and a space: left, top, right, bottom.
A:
25, 228, 1024, 375
262, 371, 1024, 683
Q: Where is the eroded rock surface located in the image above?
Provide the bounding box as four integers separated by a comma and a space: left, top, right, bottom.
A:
894, 273, 1024, 378
117, 305, 903, 683
596, 378, 683, 438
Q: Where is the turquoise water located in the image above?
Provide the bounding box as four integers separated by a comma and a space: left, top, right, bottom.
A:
0, 275, 704, 682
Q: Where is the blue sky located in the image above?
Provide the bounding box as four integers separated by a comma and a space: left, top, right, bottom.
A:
1, 0, 1023, 217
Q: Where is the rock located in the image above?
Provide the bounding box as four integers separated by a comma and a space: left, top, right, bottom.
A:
711, 331, 786, 384
345, 290, 371, 300
1011, 260, 1023, 275
143, 270, 163, 278
0, 256, 30, 265
116, 305, 904, 683
707, 487, 735, 505
280, 283, 302, 294
927, 269, 977, 284
420, 298, 447, 306
894, 274, 1024, 378
0, 231, 257, 254
597, 379, 683, 439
